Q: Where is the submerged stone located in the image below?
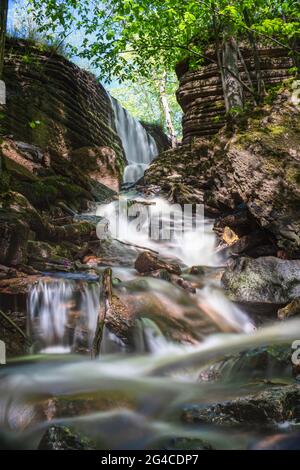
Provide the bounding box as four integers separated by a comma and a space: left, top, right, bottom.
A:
38, 425, 96, 450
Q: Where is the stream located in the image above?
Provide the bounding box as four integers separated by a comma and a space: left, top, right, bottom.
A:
0, 99, 299, 451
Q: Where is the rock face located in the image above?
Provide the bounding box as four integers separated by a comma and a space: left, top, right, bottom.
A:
141, 122, 171, 153
176, 47, 293, 143
145, 81, 300, 256
2, 38, 125, 169
71, 146, 120, 192
2, 38, 169, 187
222, 256, 300, 308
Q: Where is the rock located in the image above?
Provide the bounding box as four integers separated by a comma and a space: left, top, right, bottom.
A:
0, 275, 52, 295
184, 266, 205, 276
176, 46, 293, 143
198, 346, 293, 384
0, 213, 29, 266
38, 426, 96, 450
170, 275, 196, 293
3, 37, 125, 166
229, 237, 277, 258
27, 241, 57, 260
214, 210, 257, 238
183, 385, 300, 427
155, 437, 213, 451
104, 276, 245, 349
82, 255, 102, 267
15, 141, 44, 163
135, 251, 181, 275
0, 264, 18, 280
222, 257, 300, 312
71, 146, 121, 192
0, 191, 97, 246
222, 226, 239, 245
250, 432, 300, 450
140, 269, 196, 293
145, 82, 300, 256
0, 309, 29, 358
141, 122, 171, 153
278, 299, 300, 320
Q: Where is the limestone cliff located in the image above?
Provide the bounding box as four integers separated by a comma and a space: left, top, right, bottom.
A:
144, 80, 300, 257
2, 38, 124, 161
176, 47, 293, 143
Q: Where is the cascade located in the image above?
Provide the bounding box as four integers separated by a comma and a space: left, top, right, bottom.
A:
28, 279, 101, 353
110, 96, 158, 183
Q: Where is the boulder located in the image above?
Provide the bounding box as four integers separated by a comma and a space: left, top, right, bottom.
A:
278, 299, 300, 320
183, 385, 300, 427
222, 257, 300, 312
135, 251, 181, 275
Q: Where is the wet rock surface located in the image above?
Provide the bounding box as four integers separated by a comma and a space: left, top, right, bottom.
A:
145, 83, 300, 256
38, 426, 96, 450
222, 256, 300, 310
183, 385, 300, 427
135, 251, 182, 275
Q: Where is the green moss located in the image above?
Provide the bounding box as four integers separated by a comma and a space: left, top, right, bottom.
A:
286, 167, 300, 185
13, 180, 59, 208
0, 170, 11, 193
2, 155, 37, 181
267, 125, 286, 136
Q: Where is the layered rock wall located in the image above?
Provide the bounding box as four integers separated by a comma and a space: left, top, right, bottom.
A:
176, 47, 294, 143
2, 38, 125, 162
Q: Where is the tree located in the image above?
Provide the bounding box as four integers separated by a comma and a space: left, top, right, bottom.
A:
0, 0, 8, 79
28, 0, 300, 114
158, 71, 177, 147
110, 71, 182, 139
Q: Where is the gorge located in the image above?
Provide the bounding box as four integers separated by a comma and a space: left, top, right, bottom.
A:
0, 2, 300, 452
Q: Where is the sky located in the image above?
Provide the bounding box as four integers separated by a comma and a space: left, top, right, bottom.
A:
7, 0, 118, 88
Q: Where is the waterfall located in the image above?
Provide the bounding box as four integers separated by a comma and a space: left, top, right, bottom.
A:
110, 96, 158, 184
28, 279, 101, 353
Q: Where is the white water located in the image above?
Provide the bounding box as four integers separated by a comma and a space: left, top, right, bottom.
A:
96, 195, 219, 267
28, 280, 101, 353
110, 97, 158, 183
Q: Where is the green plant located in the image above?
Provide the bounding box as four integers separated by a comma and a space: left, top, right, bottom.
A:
28, 120, 42, 129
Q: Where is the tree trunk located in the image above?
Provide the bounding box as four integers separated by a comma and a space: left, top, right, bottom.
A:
159, 72, 177, 148
243, 8, 266, 102
0, 0, 8, 80
222, 37, 244, 113
0, 0, 8, 175
92, 268, 113, 358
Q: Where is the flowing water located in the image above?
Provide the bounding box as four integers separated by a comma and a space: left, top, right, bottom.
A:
1, 190, 298, 450
110, 97, 158, 183
0, 106, 299, 449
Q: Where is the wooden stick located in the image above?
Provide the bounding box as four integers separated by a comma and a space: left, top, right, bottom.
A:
0, 310, 32, 346
92, 268, 113, 358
